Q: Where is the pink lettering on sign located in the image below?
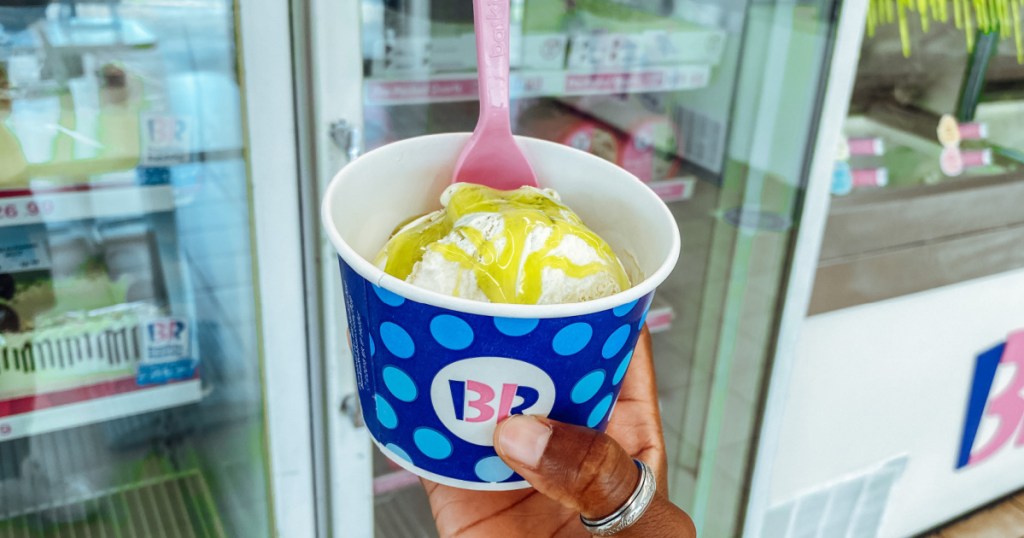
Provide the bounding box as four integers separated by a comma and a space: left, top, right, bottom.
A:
464, 380, 496, 423
449, 379, 542, 425
367, 80, 478, 103
496, 383, 520, 422
968, 331, 1024, 465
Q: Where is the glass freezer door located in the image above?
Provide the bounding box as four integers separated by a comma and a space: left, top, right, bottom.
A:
310, 0, 850, 536
0, 1, 314, 536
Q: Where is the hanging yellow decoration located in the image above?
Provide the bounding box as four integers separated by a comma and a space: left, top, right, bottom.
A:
867, 0, 1024, 63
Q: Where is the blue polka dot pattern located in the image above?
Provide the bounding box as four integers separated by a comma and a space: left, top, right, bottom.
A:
571, 370, 606, 404
382, 366, 417, 402
379, 322, 415, 358
414, 428, 453, 460
375, 395, 398, 429
552, 323, 593, 356
386, 443, 412, 463
373, 284, 406, 306
602, 324, 631, 359
430, 315, 474, 350
613, 299, 639, 317
587, 394, 614, 428
339, 257, 657, 486
613, 350, 634, 385
474, 456, 515, 483
493, 317, 540, 337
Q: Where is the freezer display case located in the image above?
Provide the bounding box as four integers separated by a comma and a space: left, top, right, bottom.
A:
751, 3, 1024, 537
310, 0, 859, 535
0, 1, 314, 536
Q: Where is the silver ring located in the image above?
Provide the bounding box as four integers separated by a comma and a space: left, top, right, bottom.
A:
580, 459, 656, 536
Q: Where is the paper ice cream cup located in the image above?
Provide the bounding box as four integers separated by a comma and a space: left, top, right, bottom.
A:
321, 133, 680, 490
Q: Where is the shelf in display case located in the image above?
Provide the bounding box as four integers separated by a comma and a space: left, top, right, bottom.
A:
0, 378, 202, 443
0, 470, 224, 535
0, 182, 175, 228
364, 64, 712, 106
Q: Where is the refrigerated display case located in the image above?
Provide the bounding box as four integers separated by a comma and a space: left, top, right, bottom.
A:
749, 4, 1024, 537
306, 0, 866, 536
0, 1, 317, 537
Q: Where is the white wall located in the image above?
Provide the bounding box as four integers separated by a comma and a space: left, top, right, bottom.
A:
765, 268, 1024, 537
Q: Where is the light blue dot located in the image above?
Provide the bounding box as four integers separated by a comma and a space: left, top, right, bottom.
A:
474, 456, 515, 483
380, 322, 415, 358
613, 350, 634, 385
552, 323, 593, 356
382, 366, 417, 402
494, 317, 539, 337
373, 284, 405, 307
386, 443, 412, 463
375, 395, 398, 429
587, 394, 614, 428
414, 428, 453, 460
430, 315, 474, 350
602, 325, 632, 359
613, 299, 639, 317
369, 335, 376, 357
571, 370, 607, 404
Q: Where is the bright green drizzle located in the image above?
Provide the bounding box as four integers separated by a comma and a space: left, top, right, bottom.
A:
376, 184, 630, 304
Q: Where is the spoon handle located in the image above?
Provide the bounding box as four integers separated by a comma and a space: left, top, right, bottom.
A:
472, 0, 512, 136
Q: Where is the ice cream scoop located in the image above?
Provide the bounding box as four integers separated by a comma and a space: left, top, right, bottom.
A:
376, 183, 630, 304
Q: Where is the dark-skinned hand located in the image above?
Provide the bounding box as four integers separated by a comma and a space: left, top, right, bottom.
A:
423, 327, 697, 537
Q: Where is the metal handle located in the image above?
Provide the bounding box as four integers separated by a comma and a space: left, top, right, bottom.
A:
340, 393, 364, 428
330, 119, 362, 162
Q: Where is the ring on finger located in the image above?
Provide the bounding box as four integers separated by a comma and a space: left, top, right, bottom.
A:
580, 459, 656, 536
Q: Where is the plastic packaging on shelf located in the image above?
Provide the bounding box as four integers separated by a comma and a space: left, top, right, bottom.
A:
568, 0, 727, 69
517, 100, 620, 164
566, 96, 681, 182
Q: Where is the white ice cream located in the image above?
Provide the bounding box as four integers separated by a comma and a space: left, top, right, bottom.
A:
376, 183, 630, 305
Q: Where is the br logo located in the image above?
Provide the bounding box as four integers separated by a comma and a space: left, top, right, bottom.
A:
957, 330, 1024, 469
431, 357, 555, 446
147, 319, 186, 343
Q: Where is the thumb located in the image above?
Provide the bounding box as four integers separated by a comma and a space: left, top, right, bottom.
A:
494, 414, 644, 518
494, 415, 696, 537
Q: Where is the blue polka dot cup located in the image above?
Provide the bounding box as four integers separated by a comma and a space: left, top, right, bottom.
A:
321, 134, 680, 490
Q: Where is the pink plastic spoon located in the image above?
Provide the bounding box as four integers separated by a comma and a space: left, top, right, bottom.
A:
452, 0, 539, 189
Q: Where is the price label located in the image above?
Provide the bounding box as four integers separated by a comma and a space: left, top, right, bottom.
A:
137, 317, 199, 385
0, 199, 56, 223
141, 114, 192, 166
0, 240, 51, 273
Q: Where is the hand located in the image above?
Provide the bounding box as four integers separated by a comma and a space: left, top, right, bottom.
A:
423, 327, 696, 537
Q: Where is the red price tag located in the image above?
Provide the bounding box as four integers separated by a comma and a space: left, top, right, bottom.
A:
0, 199, 56, 221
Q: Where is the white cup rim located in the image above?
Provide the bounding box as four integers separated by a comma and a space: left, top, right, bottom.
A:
321, 133, 680, 319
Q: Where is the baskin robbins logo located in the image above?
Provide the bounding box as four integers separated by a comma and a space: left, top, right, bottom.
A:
957, 330, 1024, 469
431, 357, 555, 446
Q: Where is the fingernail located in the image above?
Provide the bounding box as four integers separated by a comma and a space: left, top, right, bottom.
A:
497, 416, 551, 469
